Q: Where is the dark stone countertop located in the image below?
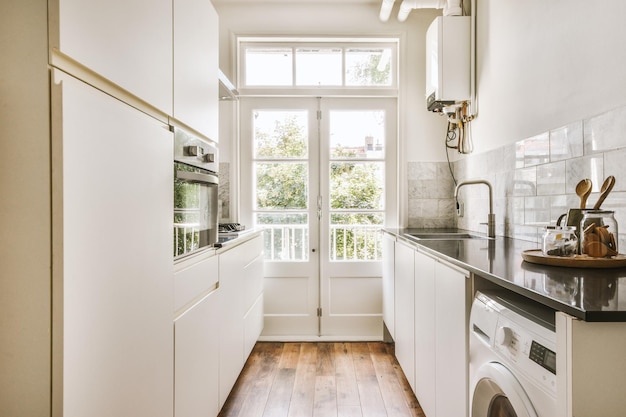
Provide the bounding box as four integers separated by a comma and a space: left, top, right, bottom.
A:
385, 228, 626, 322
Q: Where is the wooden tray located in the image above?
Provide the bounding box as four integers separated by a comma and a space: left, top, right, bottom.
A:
522, 249, 626, 268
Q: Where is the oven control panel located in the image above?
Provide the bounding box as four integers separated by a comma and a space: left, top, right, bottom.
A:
173, 127, 218, 173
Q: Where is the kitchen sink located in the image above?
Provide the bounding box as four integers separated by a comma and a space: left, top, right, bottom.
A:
404, 232, 490, 240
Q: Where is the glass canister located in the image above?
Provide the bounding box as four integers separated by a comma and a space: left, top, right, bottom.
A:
542, 226, 578, 257
580, 210, 619, 257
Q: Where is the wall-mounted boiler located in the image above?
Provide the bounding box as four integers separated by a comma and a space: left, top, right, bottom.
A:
426, 16, 470, 112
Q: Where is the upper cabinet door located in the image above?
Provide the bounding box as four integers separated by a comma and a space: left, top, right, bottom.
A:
51, 0, 173, 114
173, 0, 219, 140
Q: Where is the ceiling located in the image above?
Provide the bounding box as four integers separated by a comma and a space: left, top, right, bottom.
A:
212, 0, 379, 3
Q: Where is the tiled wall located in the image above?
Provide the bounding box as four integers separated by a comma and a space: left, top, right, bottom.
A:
407, 161, 457, 229
409, 104, 626, 248
218, 162, 231, 222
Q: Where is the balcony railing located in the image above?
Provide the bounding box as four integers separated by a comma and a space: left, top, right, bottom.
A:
261, 224, 381, 261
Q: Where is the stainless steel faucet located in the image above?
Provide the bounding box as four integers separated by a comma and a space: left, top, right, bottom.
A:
454, 179, 496, 238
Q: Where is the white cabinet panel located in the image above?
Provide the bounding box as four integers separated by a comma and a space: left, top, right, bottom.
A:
434, 261, 470, 417
53, 70, 173, 417
174, 252, 218, 312
242, 237, 265, 313
53, 0, 172, 113
218, 234, 264, 407
244, 294, 264, 359
175, 290, 220, 417
414, 250, 436, 417
382, 233, 395, 338
173, 0, 219, 139
394, 240, 415, 390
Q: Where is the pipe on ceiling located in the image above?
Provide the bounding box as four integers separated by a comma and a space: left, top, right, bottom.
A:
396, 0, 462, 22
379, 0, 396, 22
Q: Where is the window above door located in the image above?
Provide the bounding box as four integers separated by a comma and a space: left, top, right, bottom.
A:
237, 38, 398, 97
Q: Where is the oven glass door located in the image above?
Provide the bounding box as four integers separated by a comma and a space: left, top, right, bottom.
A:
174, 162, 218, 259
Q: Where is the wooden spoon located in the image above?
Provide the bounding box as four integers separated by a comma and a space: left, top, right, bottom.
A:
593, 175, 616, 209
576, 178, 592, 209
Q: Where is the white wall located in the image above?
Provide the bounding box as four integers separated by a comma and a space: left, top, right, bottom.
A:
472, 0, 626, 153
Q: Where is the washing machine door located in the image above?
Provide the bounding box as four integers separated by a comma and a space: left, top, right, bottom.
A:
471, 362, 537, 417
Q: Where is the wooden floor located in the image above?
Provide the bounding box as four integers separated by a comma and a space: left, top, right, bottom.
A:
218, 342, 426, 417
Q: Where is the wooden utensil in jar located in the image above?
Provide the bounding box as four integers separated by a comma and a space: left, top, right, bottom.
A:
583, 222, 618, 257
576, 178, 592, 209
593, 175, 616, 209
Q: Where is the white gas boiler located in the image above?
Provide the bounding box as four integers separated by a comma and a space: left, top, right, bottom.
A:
425, 16, 470, 112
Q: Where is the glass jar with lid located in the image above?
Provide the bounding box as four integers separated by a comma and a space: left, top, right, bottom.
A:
580, 210, 618, 257
542, 225, 578, 257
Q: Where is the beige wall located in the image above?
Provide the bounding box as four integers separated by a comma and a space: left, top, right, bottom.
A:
0, 0, 52, 416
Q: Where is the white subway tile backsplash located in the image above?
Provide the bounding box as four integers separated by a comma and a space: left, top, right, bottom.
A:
583, 106, 626, 154
565, 155, 604, 193
536, 161, 566, 196
604, 148, 626, 192
550, 195, 569, 225
549, 121, 583, 161
519, 133, 550, 167
407, 102, 626, 244
513, 167, 537, 197
524, 196, 551, 225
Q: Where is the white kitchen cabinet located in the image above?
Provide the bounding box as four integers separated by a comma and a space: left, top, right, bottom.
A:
218, 234, 264, 407
556, 313, 626, 417
382, 233, 396, 339
394, 240, 416, 391
392, 241, 470, 417
242, 236, 265, 358
434, 260, 470, 417
173, 0, 219, 140
51, 70, 173, 417
50, 0, 172, 114
174, 253, 219, 417
413, 250, 436, 417
175, 289, 220, 417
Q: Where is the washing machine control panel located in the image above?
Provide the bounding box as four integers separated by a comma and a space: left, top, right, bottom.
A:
493, 314, 557, 395
529, 340, 557, 374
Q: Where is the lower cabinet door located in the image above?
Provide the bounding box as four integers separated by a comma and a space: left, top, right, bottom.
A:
394, 241, 415, 390
175, 289, 220, 417
414, 250, 436, 417
435, 261, 470, 417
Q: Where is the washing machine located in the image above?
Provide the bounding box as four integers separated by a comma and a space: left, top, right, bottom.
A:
469, 290, 557, 417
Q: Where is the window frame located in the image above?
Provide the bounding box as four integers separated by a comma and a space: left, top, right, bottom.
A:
237, 37, 399, 97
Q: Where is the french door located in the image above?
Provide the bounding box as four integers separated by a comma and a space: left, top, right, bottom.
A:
240, 97, 397, 340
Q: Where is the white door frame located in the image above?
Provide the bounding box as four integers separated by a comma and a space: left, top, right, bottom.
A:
240, 97, 397, 340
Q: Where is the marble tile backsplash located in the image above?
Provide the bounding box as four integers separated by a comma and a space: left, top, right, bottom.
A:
408, 103, 626, 249
407, 161, 456, 228
218, 162, 231, 222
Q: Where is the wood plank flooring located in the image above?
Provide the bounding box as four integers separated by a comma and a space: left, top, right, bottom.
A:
218, 342, 426, 417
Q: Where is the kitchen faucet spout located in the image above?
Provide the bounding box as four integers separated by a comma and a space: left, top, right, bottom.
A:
454, 179, 495, 238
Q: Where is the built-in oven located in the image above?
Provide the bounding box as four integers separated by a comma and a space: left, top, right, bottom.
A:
173, 127, 219, 259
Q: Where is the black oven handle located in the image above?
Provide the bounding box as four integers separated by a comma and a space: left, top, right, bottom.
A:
175, 170, 219, 185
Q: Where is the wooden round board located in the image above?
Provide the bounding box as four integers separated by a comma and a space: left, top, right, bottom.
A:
522, 249, 626, 268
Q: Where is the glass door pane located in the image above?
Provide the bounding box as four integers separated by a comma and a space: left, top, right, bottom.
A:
328, 109, 386, 261
252, 110, 310, 261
